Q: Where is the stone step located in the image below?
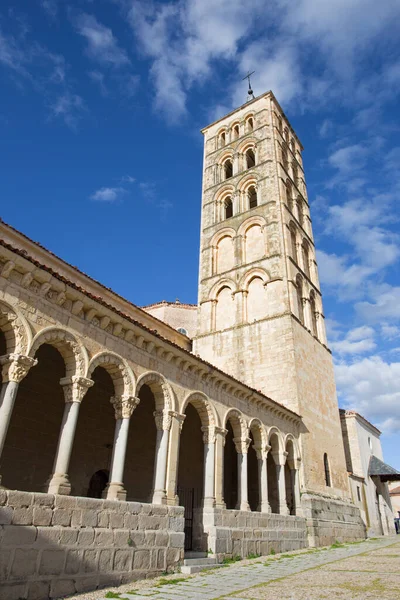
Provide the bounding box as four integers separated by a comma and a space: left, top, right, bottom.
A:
180, 563, 221, 574
183, 557, 218, 566
181, 555, 220, 574
184, 551, 208, 559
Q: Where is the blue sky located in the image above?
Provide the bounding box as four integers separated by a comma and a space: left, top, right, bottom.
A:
1, 1, 400, 470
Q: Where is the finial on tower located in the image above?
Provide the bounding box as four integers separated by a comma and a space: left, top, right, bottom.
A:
242, 71, 255, 102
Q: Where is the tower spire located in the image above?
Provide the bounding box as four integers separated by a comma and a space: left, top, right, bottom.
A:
242, 71, 255, 102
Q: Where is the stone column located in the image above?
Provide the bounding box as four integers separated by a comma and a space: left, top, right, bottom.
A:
316, 312, 327, 345
292, 459, 303, 516
202, 426, 216, 507
214, 427, 227, 508
47, 376, 94, 495
234, 437, 251, 511
302, 297, 311, 331
233, 153, 239, 176
256, 443, 271, 513
105, 395, 140, 501
274, 451, 289, 515
165, 412, 186, 505
0, 354, 37, 468
152, 410, 172, 504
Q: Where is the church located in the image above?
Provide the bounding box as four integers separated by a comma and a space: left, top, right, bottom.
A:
0, 91, 397, 599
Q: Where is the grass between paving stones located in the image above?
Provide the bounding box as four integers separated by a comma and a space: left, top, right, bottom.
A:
156, 577, 187, 586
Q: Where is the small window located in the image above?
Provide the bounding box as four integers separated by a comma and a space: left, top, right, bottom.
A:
246, 149, 255, 169
284, 127, 289, 142
247, 117, 254, 132
282, 149, 288, 172
297, 198, 304, 226
290, 138, 295, 154
290, 226, 297, 264
368, 437, 372, 451
278, 116, 282, 131
225, 197, 233, 219
177, 327, 188, 336
296, 275, 304, 323
292, 164, 298, 185
219, 131, 226, 147
233, 124, 240, 139
324, 453, 331, 487
224, 159, 233, 179
248, 186, 257, 209
357, 486, 361, 502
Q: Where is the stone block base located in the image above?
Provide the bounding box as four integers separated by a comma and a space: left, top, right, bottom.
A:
301, 493, 367, 547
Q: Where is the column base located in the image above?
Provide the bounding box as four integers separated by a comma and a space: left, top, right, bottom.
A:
279, 503, 290, 516
237, 501, 250, 511
104, 482, 127, 501
203, 496, 216, 508
47, 473, 71, 496
260, 502, 271, 513
152, 489, 168, 505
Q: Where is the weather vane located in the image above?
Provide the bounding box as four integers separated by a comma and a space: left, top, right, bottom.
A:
242, 71, 255, 102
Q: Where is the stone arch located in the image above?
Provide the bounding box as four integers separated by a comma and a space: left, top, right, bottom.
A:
249, 418, 266, 450
223, 408, 248, 510
231, 121, 240, 140
240, 267, 270, 290
217, 128, 227, 148
267, 426, 284, 460
237, 215, 267, 238
238, 216, 267, 264
284, 433, 300, 466
135, 370, 175, 412
244, 113, 254, 133
237, 138, 257, 155
223, 408, 247, 439
289, 221, 298, 263
0, 300, 32, 355
209, 278, 237, 301
248, 418, 265, 512
29, 327, 88, 378
295, 274, 304, 323
181, 391, 217, 429
87, 351, 135, 397
215, 186, 235, 222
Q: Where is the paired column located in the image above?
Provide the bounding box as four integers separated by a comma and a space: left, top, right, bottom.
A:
0, 353, 37, 482
152, 410, 172, 504
47, 376, 94, 495
274, 451, 290, 516
165, 411, 186, 505
234, 437, 251, 511
214, 427, 227, 508
255, 443, 271, 513
105, 395, 140, 501
202, 426, 216, 507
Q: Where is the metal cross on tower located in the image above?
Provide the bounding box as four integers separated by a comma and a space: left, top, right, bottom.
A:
242, 71, 255, 102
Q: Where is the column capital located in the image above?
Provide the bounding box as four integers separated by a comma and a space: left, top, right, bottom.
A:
111, 395, 140, 419
60, 376, 94, 404
272, 450, 288, 466
154, 409, 173, 431
170, 411, 186, 431
0, 353, 37, 383
233, 436, 251, 454
201, 425, 216, 444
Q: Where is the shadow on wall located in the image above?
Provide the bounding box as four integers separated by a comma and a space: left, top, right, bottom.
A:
0, 490, 184, 600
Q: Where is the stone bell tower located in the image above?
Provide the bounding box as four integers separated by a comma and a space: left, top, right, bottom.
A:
194, 91, 352, 501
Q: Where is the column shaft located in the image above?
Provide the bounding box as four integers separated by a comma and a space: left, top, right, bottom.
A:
0, 380, 19, 457
107, 418, 130, 500
48, 401, 80, 495
237, 452, 250, 511
259, 455, 270, 512
152, 427, 169, 504
203, 442, 215, 507
277, 464, 289, 515
215, 432, 225, 508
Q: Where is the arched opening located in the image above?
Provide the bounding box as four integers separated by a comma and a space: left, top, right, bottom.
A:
302, 241, 310, 279
296, 275, 304, 324
224, 159, 233, 180
284, 127, 289, 142
282, 148, 288, 172
248, 185, 257, 209
310, 292, 318, 338
215, 286, 235, 330
0, 328, 7, 356
248, 431, 259, 511
244, 223, 264, 263
177, 403, 205, 550
125, 383, 157, 501
87, 469, 109, 499
278, 117, 282, 132
1, 344, 66, 492
219, 131, 226, 147
233, 124, 239, 139
224, 197, 233, 219
268, 433, 280, 514
285, 440, 296, 515
69, 366, 115, 496
292, 164, 298, 186
247, 277, 266, 322
297, 198, 304, 226
246, 149, 255, 169
286, 183, 293, 212
247, 117, 254, 132
223, 420, 238, 510
324, 453, 331, 487
216, 235, 234, 273
290, 224, 297, 263
290, 139, 295, 154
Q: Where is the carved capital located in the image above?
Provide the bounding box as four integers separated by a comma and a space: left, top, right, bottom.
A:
111, 395, 140, 419
154, 409, 172, 431
201, 426, 216, 445
0, 353, 37, 383
170, 411, 186, 431
233, 436, 251, 454
60, 376, 94, 404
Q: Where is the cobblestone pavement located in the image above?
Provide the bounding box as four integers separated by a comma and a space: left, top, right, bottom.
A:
85, 537, 400, 600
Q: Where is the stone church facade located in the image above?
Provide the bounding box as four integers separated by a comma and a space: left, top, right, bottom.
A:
0, 92, 366, 600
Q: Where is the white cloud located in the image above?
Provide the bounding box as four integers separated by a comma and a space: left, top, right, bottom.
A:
90, 186, 126, 202
356, 286, 400, 322
49, 92, 86, 130
89, 70, 108, 95
331, 326, 376, 356
120, 175, 136, 184
335, 355, 400, 433
75, 13, 130, 66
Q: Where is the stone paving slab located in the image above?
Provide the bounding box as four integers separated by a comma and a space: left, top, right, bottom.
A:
85, 537, 400, 600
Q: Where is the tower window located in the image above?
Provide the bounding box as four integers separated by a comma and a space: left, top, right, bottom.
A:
233, 124, 240, 139
224, 159, 233, 179
296, 275, 304, 324
357, 486, 361, 502
302, 241, 310, 279
219, 131, 226, 148
297, 198, 304, 227
310, 292, 317, 337
246, 149, 255, 169
247, 117, 254, 132
324, 453, 331, 487
290, 225, 297, 264
282, 148, 288, 172
248, 186, 257, 209
225, 197, 233, 219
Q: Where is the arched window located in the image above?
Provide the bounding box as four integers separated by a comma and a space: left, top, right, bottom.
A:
309, 292, 317, 337
286, 183, 293, 212
290, 225, 297, 263
296, 275, 304, 323
324, 453, 331, 487
177, 327, 188, 336
297, 198, 304, 226
282, 148, 288, 172
248, 186, 257, 209
224, 159, 233, 180
247, 117, 254, 132
284, 127, 289, 142
302, 241, 310, 279
224, 197, 233, 219
292, 163, 298, 185
278, 116, 282, 132
233, 124, 240, 139
246, 149, 255, 169
219, 131, 226, 148
290, 138, 295, 154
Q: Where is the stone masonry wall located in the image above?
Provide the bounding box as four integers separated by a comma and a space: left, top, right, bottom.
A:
0, 490, 184, 600
302, 493, 366, 547
196, 508, 307, 559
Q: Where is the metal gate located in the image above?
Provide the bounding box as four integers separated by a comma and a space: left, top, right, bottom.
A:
177, 487, 202, 551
